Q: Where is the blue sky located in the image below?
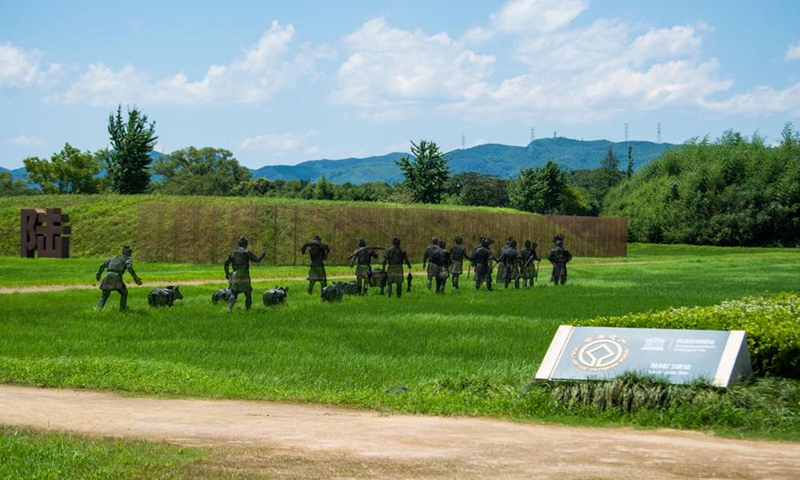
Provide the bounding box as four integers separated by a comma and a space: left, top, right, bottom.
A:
1, 0, 799, 169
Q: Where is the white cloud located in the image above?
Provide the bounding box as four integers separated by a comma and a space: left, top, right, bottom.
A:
49, 21, 330, 106
4, 134, 48, 147
0, 42, 59, 87
700, 82, 800, 116
491, 0, 588, 34
330, 18, 495, 119
786, 42, 800, 61
239, 131, 318, 154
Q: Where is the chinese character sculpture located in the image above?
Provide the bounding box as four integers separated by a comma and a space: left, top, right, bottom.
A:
20, 208, 71, 258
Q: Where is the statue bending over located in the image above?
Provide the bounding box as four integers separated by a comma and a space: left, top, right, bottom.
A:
96, 245, 142, 310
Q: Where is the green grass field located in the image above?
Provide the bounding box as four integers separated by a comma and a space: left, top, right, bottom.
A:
0, 244, 799, 442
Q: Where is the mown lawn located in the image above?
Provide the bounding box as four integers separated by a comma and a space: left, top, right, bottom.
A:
0, 244, 798, 440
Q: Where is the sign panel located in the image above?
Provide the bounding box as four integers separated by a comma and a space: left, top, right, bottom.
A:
536, 326, 752, 387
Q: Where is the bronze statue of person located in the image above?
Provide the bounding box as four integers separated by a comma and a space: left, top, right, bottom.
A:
301, 234, 330, 294
496, 237, 512, 285
382, 236, 412, 298
430, 239, 451, 294
471, 236, 495, 291
520, 239, 541, 288
548, 233, 573, 285
448, 235, 470, 289
349, 238, 378, 294
498, 239, 523, 289
96, 245, 142, 310
224, 236, 266, 312
421, 237, 439, 290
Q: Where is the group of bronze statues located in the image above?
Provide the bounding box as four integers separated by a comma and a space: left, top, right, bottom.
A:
95, 233, 572, 310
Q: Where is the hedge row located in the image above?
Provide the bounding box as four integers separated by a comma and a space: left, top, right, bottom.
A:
580, 292, 800, 379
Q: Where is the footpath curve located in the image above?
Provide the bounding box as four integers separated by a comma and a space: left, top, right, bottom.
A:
1, 385, 799, 479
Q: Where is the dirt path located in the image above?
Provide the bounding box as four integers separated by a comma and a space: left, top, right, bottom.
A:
0, 260, 668, 295
1, 385, 798, 479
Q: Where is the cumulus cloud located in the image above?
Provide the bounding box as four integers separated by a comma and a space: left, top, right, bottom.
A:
491, 0, 588, 34
0, 42, 60, 87
330, 18, 495, 120
786, 42, 800, 61
700, 81, 800, 116
4, 134, 48, 147
239, 131, 318, 155
48, 21, 330, 106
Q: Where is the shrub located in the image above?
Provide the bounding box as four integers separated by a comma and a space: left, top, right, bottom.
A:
580, 293, 800, 379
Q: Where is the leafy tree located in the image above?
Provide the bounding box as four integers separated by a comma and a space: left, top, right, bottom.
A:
395, 140, 450, 204
106, 105, 158, 194
152, 147, 250, 196
605, 127, 800, 246
0, 171, 36, 195
508, 160, 568, 214
445, 172, 509, 207
601, 146, 623, 187
23, 143, 103, 194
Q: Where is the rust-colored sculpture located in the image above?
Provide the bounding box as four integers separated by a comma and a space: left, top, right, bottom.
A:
224, 236, 266, 312
382, 237, 412, 298
96, 245, 142, 310
548, 233, 573, 285
301, 234, 330, 294
20, 207, 71, 258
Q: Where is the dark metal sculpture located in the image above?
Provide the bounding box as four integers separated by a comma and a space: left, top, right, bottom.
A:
224, 236, 266, 312
548, 233, 573, 285
148, 286, 183, 307
422, 237, 439, 290
448, 234, 470, 289
382, 236, 412, 298
430, 239, 451, 294
471, 236, 495, 291
348, 238, 380, 295
301, 234, 330, 294
498, 239, 523, 289
96, 245, 142, 310
212, 288, 232, 304
321, 281, 345, 302
520, 239, 541, 288
20, 207, 71, 258
263, 286, 288, 306
496, 237, 513, 286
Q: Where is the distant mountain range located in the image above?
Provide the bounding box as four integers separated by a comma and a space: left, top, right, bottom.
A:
251, 138, 674, 184
2, 138, 675, 187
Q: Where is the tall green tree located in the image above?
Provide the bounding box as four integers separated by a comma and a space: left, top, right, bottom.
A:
508, 159, 568, 214
445, 172, 509, 207
23, 143, 103, 193
106, 105, 158, 194
152, 147, 250, 196
395, 140, 450, 204
601, 146, 623, 187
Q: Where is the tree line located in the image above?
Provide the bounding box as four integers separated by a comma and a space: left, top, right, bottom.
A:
7, 105, 798, 246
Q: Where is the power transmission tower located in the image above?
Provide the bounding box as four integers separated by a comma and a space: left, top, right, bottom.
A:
530, 127, 535, 142
461, 134, 465, 149
624, 123, 629, 142
657, 122, 662, 143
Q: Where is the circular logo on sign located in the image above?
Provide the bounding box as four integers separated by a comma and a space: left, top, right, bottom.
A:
571, 334, 630, 371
